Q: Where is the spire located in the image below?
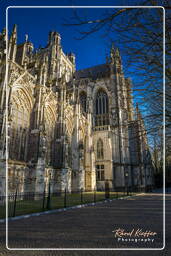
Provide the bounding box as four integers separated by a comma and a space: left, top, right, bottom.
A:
10, 24, 17, 40
9, 25, 17, 44
25, 34, 28, 42
48, 31, 61, 46
109, 43, 123, 74
12, 24, 17, 34
9, 24, 17, 61
110, 42, 115, 60
115, 48, 120, 57
110, 42, 121, 59
136, 103, 142, 120
110, 43, 121, 62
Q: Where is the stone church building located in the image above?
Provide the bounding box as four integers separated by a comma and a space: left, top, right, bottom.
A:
0, 25, 153, 195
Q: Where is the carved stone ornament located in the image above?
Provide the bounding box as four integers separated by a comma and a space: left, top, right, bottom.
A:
122, 109, 128, 124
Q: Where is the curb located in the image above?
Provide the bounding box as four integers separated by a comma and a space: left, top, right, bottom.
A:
0, 193, 143, 223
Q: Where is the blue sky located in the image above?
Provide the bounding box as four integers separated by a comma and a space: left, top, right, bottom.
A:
6, 7, 111, 71
0, 0, 140, 71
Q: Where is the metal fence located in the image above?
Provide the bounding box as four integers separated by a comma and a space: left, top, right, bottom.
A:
0, 185, 146, 219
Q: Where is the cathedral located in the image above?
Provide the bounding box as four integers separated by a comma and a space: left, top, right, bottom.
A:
0, 25, 153, 195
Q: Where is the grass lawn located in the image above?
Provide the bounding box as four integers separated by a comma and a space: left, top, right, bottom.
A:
0, 191, 133, 219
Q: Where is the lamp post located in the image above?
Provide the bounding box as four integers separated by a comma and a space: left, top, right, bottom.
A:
125, 171, 129, 196
46, 170, 52, 210
79, 140, 84, 191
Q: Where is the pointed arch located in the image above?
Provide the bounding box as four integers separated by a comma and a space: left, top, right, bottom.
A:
12, 85, 33, 110
9, 86, 33, 161
94, 89, 109, 126
79, 91, 87, 113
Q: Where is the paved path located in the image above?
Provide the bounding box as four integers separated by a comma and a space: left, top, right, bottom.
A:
0, 193, 170, 256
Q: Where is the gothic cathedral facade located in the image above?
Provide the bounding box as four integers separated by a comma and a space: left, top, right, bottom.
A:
0, 25, 153, 195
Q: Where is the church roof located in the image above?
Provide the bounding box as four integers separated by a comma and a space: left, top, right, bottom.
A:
75, 64, 110, 80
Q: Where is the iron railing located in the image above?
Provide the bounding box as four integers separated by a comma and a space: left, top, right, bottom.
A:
0, 185, 147, 219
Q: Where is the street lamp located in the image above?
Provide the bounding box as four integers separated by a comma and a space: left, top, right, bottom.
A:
125, 171, 129, 195
46, 170, 52, 210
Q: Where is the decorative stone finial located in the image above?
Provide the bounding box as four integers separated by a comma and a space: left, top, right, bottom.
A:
25, 34, 28, 42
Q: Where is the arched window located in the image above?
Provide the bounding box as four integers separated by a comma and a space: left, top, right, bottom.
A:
44, 103, 56, 166
95, 90, 109, 126
80, 92, 87, 113
9, 89, 31, 161
10, 104, 29, 161
97, 138, 104, 159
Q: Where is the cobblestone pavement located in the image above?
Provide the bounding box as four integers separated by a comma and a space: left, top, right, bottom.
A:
0, 193, 170, 256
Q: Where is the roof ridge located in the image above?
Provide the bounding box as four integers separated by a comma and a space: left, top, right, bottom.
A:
76, 63, 107, 72
75, 63, 109, 80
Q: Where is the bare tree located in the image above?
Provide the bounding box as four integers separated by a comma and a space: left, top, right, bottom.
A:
64, 1, 171, 171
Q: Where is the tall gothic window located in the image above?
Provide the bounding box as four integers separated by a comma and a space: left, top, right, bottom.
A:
80, 92, 87, 113
10, 103, 29, 161
97, 138, 104, 159
44, 104, 56, 166
95, 90, 109, 126
9, 89, 31, 161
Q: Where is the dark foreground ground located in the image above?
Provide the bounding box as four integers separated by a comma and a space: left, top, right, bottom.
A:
0, 192, 170, 256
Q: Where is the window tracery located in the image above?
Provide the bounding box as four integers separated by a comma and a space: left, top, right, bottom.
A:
80, 92, 87, 113
95, 89, 109, 126
9, 90, 30, 161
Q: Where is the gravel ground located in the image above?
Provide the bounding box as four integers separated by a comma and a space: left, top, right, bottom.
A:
0, 192, 170, 256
